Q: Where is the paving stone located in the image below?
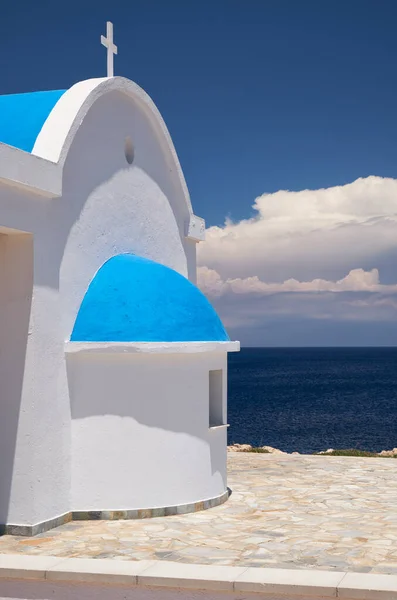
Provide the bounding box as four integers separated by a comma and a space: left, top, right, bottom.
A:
0, 453, 396, 574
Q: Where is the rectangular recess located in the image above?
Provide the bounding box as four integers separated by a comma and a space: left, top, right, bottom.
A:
209, 369, 224, 428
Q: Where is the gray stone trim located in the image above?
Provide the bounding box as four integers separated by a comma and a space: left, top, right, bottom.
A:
72, 488, 231, 522
0, 489, 230, 537
0, 512, 72, 537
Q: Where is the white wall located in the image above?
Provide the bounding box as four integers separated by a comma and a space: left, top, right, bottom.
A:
67, 351, 228, 510
0, 80, 201, 526
0, 193, 71, 525
59, 89, 198, 340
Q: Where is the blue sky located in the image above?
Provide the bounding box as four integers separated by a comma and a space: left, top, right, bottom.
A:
3, 0, 397, 345
3, 0, 397, 225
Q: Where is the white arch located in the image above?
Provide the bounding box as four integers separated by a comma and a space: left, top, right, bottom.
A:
32, 77, 204, 241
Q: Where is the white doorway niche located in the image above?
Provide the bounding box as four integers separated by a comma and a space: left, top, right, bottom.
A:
209, 369, 225, 428
0, 228, 33, 525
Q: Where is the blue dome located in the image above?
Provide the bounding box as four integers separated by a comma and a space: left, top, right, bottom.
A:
71, 254, 230, 343
0, 90, 66, 152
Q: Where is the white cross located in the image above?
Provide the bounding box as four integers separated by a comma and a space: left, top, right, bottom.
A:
101, 21, 117, 78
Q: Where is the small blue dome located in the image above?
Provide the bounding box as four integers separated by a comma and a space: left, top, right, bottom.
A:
71, 254, 229, 343
0, 90, 66, 152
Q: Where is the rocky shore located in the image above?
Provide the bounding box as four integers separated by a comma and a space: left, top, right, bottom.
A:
228, 443, 397, 457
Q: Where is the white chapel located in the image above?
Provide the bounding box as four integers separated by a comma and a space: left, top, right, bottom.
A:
0, 24, 239, 536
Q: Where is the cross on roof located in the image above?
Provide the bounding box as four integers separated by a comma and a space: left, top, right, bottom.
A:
101, 21, 117, 78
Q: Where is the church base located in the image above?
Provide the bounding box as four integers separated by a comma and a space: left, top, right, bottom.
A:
0, 512, 73, 538
0, 489, 231, 537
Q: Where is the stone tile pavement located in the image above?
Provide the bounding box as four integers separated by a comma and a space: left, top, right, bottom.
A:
1, 453, 396, 574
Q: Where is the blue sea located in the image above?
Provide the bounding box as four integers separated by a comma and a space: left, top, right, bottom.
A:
227, 347, 397, 454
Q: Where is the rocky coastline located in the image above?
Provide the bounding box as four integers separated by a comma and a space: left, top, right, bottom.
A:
228, 443, 397, 457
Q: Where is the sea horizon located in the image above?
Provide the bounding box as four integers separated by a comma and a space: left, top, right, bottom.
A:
227, 347, 397, 454
239, 345, 397, 348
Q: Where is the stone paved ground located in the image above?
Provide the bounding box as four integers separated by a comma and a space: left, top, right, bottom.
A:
1, 453, 397, 574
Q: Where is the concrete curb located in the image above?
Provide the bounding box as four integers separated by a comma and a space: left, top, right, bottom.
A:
1, 554, 397, 598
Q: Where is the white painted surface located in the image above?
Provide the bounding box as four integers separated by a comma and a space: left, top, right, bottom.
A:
0, 142, 60, 197
0, 76, 236, 526
101, 22, 117, 78
65, 341, 240, 354
32, 77, 195, 222
68, 351, 228, 510
185, 214, 205, 242
58, 87, 197, 335
0, 554, 393, 600
1, 77, 204, 244
0, 209, 71, 525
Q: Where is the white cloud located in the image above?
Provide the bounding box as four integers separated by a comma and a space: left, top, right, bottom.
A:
198, 176, 397, 285
198, 266, 397, 297
196, 177, 397, 344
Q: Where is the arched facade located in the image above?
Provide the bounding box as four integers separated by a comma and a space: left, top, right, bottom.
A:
0, 76, 238, 534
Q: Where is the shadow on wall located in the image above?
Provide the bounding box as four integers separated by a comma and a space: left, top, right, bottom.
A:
67, 352, 209, 431
0, 88, 198, 526
66, 351, 226, 480
45, 90, 192, 290
0, 231, 33, 528
0, 89, 192, 294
